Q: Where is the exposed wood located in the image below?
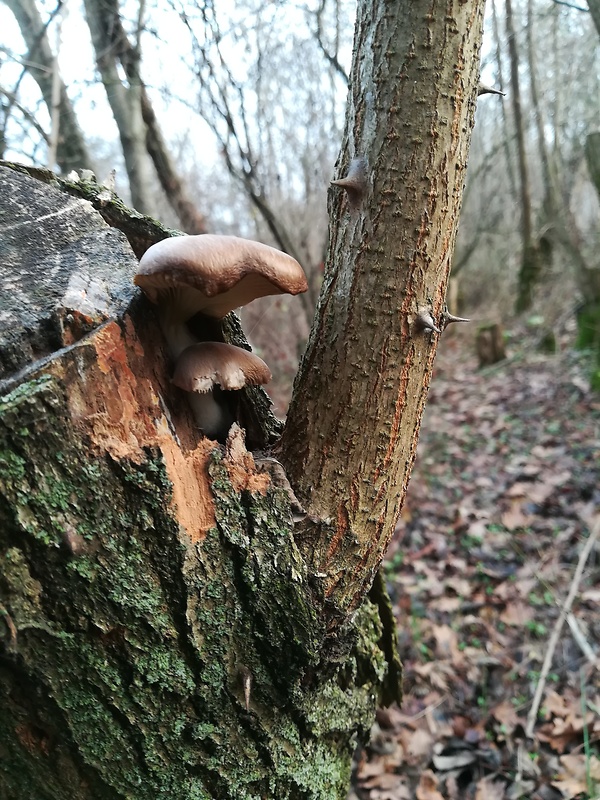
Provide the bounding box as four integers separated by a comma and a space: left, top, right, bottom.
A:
0, 163, 394, 798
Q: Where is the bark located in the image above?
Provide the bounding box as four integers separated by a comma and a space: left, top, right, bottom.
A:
281, 1, 485, 621
586, 131, 600, 199
476, 323, 506, 366
578, 132, 600, 389
523, 21, 600, 390
0, 165, 135, 377
3, 0, 91, 173
82, 0, 206, 230
490, 0, 517, 200
524, 0, 589, 287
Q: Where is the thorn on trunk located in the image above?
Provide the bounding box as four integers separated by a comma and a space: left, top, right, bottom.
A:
441, 309, 470, 331
478, 83, 505, 97
331, 157, 368, 210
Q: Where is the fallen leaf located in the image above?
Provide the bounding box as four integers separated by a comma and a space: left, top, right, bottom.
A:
474, 776, 506, 800
416, 770, 445, 800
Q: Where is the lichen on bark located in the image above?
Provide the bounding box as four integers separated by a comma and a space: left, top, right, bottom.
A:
0, 355, 390, 799
0, 159, 397, 795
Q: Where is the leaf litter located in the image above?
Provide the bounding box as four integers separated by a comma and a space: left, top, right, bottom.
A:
351, 331, 600, 800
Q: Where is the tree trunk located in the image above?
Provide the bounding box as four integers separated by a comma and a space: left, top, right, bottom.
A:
586, 131, 600, 197
490, 0, 517, 201
505, 0, 540, 314
82, 0, 156, 214
476, 323, 506, 366
1, 162, 389, 800
578, 132, 600, 390
139, 90, 207, 234
0, 0, 485, 795
281, 0, 485, 620
3, 0, 91, 173
587, 0, 600, 38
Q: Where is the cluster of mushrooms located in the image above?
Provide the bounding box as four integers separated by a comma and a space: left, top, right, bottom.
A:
134, 234, 308, 440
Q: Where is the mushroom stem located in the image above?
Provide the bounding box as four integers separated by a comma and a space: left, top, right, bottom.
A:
186, 390, 233, 441
158, 302, 198, 359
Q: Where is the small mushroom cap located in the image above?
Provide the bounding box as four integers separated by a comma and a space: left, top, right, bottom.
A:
172, 342, 272, 393
135, 234, 308, 319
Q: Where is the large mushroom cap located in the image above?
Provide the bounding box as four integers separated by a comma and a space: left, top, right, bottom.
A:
135, 234, 308, 319
172, 342, 272, 394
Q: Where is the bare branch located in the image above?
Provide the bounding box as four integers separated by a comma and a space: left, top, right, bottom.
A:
313, 0, 349, 85
526, 517, 600, 738
551, 0, 589, 11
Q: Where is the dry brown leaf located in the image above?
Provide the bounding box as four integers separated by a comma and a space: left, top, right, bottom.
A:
370, 788, 412, 800
445, 577, 473, 597
407, 728, 435, 760
432, 624, 461, 661
491, 700, 522, 735
359, 760, 386, 780
431, 596, 462, 613
550, 752, 600, 797
505, 482, 530, 498
499, 601, 534, 626
537, 709, 596, 754
543, 691, 570, 718
474, 776, 506, 800
414, 661, 456, 692
361, 772, 405, 790
501, 497, 534, 530
416, 770, 445, 800
559, 753, 588, 779
552, 776, 589, 797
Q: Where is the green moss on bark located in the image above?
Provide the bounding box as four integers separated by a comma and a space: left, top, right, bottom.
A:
1, 373, 394, 799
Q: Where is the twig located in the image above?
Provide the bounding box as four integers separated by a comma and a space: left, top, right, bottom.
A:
526, 516, 600, 738
551, 0, 589, 11
566, 611, 598, 666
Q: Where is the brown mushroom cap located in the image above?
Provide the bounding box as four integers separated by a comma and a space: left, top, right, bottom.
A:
135, 234, 308, 319
172, 342, 272, 393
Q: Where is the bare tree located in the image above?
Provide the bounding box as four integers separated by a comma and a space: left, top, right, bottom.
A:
179, 1, 346, 317
2, 0, 91, 172
82, 0, 156, 214
82, 0, 206, 230
505, 0, 544, 313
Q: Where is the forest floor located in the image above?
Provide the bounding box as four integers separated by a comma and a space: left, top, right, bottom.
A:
350, 326, 600, 800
